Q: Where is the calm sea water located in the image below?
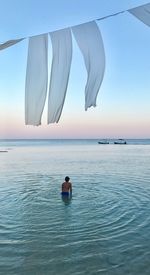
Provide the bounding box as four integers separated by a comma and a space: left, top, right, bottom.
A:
0, 139, 150, 275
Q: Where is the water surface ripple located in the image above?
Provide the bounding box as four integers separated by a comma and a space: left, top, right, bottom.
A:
0, 141, 150, 274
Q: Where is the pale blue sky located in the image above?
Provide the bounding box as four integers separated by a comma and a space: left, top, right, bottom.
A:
0, 0, 150, 139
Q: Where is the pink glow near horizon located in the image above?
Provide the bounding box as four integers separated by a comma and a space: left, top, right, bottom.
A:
1, 114, 150, 139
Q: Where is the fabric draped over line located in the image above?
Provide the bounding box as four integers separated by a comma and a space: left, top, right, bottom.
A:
48, 28, 72, 123
25, 34, 48, 126
128, 3, 150, 27
1, 3, 150, 126
72, 21, 105, 111
25, 21, 105, 125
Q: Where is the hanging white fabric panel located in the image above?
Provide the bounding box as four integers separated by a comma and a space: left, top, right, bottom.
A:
48, 28, 72, 123
129, 3, 150, 27
25, 34, 48, 126
72, 21, 105, 110
0, 38, 24, 50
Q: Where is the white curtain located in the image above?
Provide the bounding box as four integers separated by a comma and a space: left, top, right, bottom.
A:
0, 38, 24, 50
129, 3, 150, 27
25, 34, 48, 126
48, 28, 72, 123
72, 21, 105, 110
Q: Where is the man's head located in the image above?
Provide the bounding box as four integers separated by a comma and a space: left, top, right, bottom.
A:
65, 176, 70, 182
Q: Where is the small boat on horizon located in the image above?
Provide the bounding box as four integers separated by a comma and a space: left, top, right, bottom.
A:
98, 139, 109, 144
114, 139, 127, 145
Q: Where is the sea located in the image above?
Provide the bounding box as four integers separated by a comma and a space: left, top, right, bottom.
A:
0, 139, 150, 275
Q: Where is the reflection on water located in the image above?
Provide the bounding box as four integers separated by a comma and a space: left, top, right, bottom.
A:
61, 194, 72, 205
0, 142, 150, 274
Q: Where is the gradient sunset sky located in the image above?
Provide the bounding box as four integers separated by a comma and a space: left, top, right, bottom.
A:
0, 0, 150, 139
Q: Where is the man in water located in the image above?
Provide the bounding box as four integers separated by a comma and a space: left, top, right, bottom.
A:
61, 176, 72, 196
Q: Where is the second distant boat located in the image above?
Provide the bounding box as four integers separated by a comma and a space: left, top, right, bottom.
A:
114, 139, 127, 144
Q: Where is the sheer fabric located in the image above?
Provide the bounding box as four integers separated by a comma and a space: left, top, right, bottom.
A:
48, 28, 72, 123
129, 3, 150, 27
25, 34, 48, 126
72, 21, 105, 110
0, 38, 24, 50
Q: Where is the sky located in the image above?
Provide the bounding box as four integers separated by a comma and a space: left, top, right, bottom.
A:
0, 0, 150, 139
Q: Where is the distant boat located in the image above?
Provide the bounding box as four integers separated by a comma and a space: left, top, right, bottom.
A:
114, 139, 127, 145
98, 140, 109, 144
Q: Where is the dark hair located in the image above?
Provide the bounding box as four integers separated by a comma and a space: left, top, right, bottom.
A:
65, 176, 70, 182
